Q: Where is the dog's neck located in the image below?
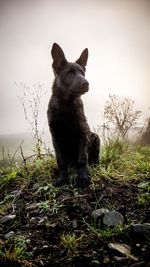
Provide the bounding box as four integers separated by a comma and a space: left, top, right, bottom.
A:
55, 76, 66, 92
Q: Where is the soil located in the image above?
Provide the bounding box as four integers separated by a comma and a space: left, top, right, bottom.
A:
0, 175, 149, 267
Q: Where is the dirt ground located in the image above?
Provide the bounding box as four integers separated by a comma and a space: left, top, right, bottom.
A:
0, 174, 149, 267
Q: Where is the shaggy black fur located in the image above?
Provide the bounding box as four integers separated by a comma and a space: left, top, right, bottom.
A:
47, 43, 100, 188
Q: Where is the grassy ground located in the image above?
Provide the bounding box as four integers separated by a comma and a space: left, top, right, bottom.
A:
0, 139, 150, 267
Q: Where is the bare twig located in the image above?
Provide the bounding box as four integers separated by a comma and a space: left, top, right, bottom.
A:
16, 82, 49, 159
11, 140, 25, 164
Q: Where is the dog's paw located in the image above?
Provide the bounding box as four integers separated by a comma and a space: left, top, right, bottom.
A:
53, 177, 68, 187
53, 170, 68, 187
77, 169, 90, 189
77, 176, 90, 189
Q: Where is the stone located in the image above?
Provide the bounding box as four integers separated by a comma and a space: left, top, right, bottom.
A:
26, 203, 38, 211
130, 262, 150, 267
131, 223, 150, 236
90, 260, 100, 266
91, 208, 110, 220
72, 219, 78, 229
0, 214, 16, 224
4, 231, 15, 239
38, 218, 45, 225
30, 217, 39, 224
32, 183, 39, 191
103, 210, 124, 226
114, 256, 127, 261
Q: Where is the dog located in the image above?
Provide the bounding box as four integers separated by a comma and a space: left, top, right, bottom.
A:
47, 43, 100, 188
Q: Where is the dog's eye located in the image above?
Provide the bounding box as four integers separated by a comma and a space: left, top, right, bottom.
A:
67, 70, 75, 75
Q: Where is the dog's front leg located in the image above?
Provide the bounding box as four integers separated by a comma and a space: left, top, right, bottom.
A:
52, 137, 68, 186
77, 137, 90, 188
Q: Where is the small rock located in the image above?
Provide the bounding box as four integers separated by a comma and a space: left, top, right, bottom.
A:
0, 214, 16, 224
26, 203, 38, 211
43, 245, 49, 249
103, 256, 110, 263
4, 231, 15, 239
114, 256, 127, 261
103, 210, 124, 226
32, 183, 39, 191
90, 260, 100, 266
50, 222, 57, 228
30, 217, 39, 224
130, 262, 150, 267
72, 219, 78, 229
38, 218, 45, 225
92, 208, 110, 220
131, 223, 150, 236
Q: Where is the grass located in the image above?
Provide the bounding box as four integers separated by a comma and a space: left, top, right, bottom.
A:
89, 138, 150, 181
60, 233, 86, 257
83, 217, 124, 239
0, 235, 32, 261
1, 139, 150, 188
0, 138, 149, 266
0, 155, 57, 190
37, 199, 64, 214
137, 192, 150, 206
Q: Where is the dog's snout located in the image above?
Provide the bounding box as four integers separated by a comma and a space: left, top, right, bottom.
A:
81, 80, 89, 89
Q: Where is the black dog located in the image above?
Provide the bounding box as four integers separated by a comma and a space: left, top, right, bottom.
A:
47, 43, 100, 188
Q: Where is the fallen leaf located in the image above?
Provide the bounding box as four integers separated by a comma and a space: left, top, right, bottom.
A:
108, 243, 138, 261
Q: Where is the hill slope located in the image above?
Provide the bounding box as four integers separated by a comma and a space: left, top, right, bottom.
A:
0, 140, 150, 267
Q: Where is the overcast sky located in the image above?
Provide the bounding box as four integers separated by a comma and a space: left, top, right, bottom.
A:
0, 0, 150, 134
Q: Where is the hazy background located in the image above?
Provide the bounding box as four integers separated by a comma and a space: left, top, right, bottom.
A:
0, 0, 150, 156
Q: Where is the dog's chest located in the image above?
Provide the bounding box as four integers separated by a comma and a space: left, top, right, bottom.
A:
50, 98, 86, 136
56, 105, 81, 129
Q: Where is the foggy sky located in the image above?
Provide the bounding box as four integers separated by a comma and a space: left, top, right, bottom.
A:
0, 0, 150, 134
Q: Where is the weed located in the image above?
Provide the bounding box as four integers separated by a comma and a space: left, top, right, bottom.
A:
37, 183, 59, 199
50, 199, 64, 215
0, 193, 15, 213
37, 199, 63, 214
37, 200, 50, 213
137, 180, 150, 206
137, 192, 150, 206
0, 169, 18, 188
0, 235, 32, 261
83, 217, 124, 240
138, 181, 150, 191
60, 233, 86, 256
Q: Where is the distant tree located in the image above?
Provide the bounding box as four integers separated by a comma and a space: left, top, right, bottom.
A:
138, 117, 150, 145
104, 95, 141, 140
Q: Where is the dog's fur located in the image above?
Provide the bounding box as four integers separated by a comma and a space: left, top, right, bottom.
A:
47, 43, 100, 188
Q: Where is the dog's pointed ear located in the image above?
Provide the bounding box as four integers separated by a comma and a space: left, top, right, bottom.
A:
51, 43, 67, 74
76, 48, 88, 71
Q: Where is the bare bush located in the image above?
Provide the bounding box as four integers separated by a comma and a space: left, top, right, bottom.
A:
104, 95, 141, 140
16, 82, 48, 159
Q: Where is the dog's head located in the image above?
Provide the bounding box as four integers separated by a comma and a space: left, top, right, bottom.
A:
51, 43, 89, 97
